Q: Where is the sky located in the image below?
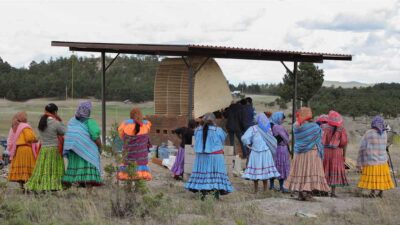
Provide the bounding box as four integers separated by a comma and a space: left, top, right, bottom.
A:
1, 0, 399, 85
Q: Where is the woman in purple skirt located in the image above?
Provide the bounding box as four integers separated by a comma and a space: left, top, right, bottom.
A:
269, 112, 291, 192
171, 119, 197, 179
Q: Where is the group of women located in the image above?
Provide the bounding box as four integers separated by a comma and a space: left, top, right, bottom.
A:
6, 102, 395, 200
180, 107, 395, 201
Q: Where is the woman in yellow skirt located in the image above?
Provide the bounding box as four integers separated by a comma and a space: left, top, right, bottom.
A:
7, 112, 38, 190
357, 116, 394, 198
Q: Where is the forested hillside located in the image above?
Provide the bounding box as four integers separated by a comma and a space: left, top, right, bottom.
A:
0, 56, 159, 102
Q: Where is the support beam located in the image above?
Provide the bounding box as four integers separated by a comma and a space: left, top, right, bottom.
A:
291, 61, 298, 156
101, 52, 106, 145
182, 57, 210, 119
105, 53, 120, 72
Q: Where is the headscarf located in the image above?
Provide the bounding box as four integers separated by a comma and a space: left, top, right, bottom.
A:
130, 108, 143, 126
11, 111, 27, 132
202, 113, 216, 124
75, 101, 92, 119
316, 114, 328, 124
371, 115, 385, 135
256, 112, 271, 133
327, 110, 343, 127
271, 112, 285, 125
264, 111, 273, 118
296, 107, 312, 126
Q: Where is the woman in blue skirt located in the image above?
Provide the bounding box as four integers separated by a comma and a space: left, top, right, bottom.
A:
241, 113, 280, 193
185, 113, 233, 200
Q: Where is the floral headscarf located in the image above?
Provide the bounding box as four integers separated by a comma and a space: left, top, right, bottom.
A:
371, 115, 385, 135
75, 101, 92, 119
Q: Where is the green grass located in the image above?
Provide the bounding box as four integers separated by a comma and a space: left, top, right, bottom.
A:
0, 99, 154, 137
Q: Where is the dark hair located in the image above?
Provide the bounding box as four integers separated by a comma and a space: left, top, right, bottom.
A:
38, 103, 58, 131
188, 119, 197, 129
202, 120, 213, 151
245, 97, 253, 104
240, 99, 247, 105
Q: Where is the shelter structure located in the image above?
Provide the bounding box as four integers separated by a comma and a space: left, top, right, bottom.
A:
51, 41, 352, 149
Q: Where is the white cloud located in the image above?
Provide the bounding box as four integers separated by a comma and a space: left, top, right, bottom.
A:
0, 0, 399, 85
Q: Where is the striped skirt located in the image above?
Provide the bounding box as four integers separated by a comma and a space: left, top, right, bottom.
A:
185, 153, 233, 195
284, 149, 330, 192
8, 146, 36, 182
242, 149, 280, 181
26, 146, 64, 191
358, 163, 394, 190
323, 148, 348, 187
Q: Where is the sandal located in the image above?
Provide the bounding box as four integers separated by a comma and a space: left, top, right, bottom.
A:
377, 191, 383, 198
367, 192, 376, 198
330, 193, 338, 198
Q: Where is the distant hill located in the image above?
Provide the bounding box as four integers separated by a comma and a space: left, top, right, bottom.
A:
323, 80, 372, 88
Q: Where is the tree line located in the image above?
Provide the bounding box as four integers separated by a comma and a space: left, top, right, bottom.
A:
0, 55, 159, 102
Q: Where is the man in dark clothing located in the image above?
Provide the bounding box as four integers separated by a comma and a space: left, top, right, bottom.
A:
223, 101, 244, 155
239, 97, 256, 158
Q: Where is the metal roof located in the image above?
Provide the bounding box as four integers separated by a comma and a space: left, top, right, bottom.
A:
52, 41, 352, 63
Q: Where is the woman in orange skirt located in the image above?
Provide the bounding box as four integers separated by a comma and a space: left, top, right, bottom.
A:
357, 116, 394, 197
7, 112, 38, 190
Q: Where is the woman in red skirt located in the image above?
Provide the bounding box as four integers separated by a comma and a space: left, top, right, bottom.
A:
321, 110, 349, 197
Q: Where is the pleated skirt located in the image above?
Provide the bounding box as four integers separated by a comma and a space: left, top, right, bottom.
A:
358, 163, 394, 190
117, 164, 152, 181
62, 151, 102, 186
323, 148, 348, 187
242, 150, 280, 181
284, 149, 330, 192
185, 153, 233, 195
26, 146, 64, 191
171, 147, 185, 176
8, 146, 36, 182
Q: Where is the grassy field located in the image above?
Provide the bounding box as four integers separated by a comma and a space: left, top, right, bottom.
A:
1, 95, 400, 225
0, 99, 154, 137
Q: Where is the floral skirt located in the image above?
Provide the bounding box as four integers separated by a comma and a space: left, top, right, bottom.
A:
26, 146, 64, 191
62, 151, 102, 186
358, 163, 394, 190
8, 146, 36, 182
284, 149, 330, 192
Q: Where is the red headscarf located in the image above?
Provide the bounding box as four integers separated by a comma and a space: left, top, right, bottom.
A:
327, 110, 343, 127
296, 107, 313, 126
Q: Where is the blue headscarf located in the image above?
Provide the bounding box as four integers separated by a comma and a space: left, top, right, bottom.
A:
271, 112, 285, 125
75, 101, 92, 119
256, 112, 271, 133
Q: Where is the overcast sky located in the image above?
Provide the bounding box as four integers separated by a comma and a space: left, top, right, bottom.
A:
1, 0, 399, 85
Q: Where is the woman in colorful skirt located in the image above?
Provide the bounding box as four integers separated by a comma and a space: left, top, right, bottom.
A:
117, 108, 152, 181
321, 110, 349, 197
185, 113, 233, 200
171, 119, 197, 179
269, 112, 291, 192
7, 112, 38, 190
241, 113, 280, 193
26, 103, 66, 191
284, 107, 330, 201
357, 116, 394, 198
62, 101, 103, 187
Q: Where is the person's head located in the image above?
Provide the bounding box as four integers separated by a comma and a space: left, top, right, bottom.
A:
316, 114, 328, 125
264, 111, 273, 118
38, 103, 59, 131
201, 112, 216, 150
327, 110, 343, 127
188, 119, 197, 129
240, 99, 247, 105
256, 112, 271, 133
245, 97, 253, 105
371, 115, 385, 135
296, 107, 313, 125
271, 112, 285, 125
130, 108, 143, 122
12, 111, 27, 131
75, 101, 92, 120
